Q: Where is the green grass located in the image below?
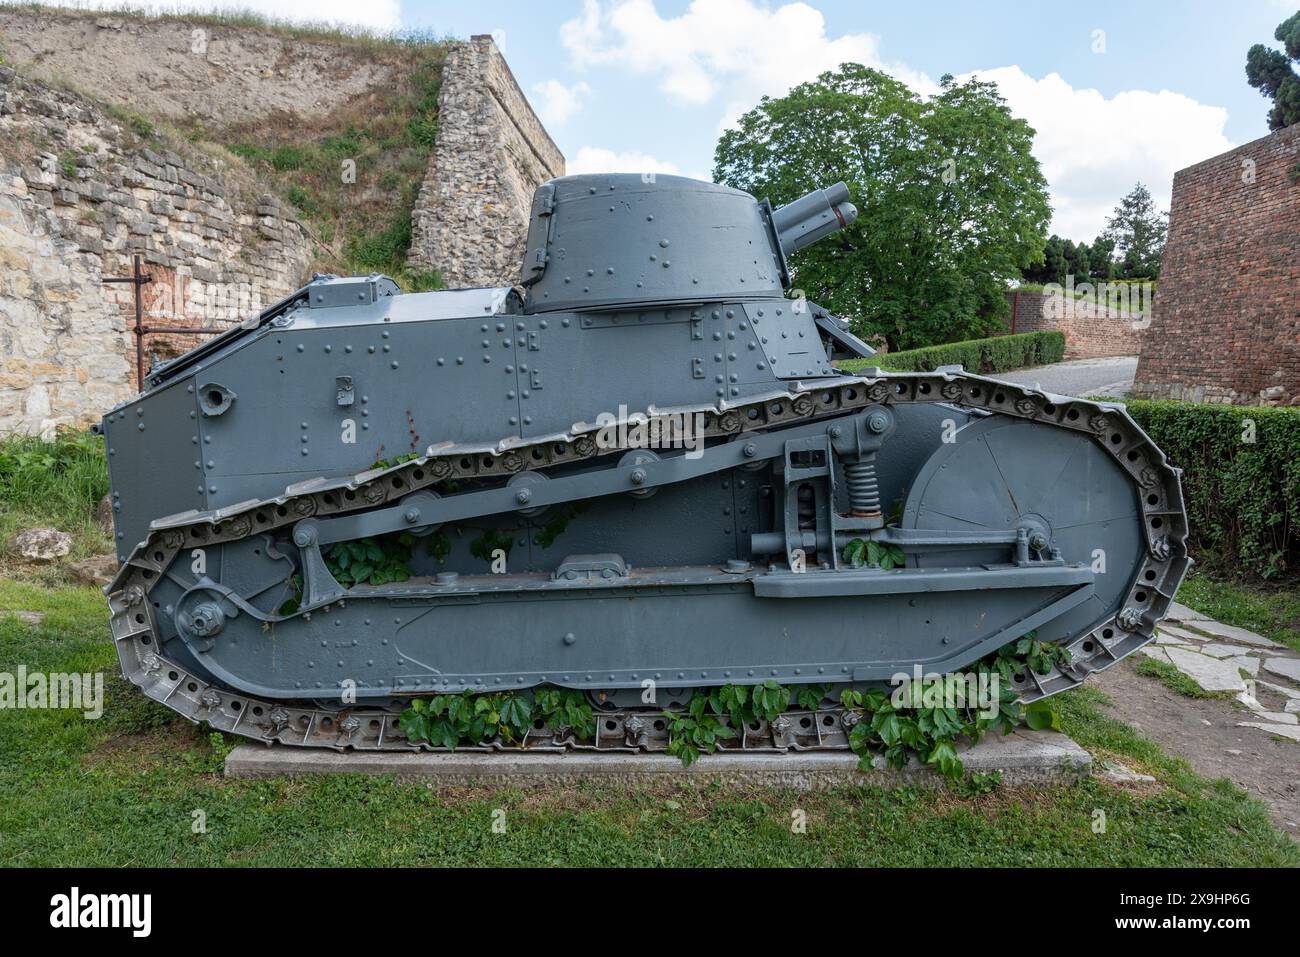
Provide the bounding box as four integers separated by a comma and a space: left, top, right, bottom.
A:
1, 3, 451, 50
0, 430, 110, 577
218, 45, 450, 290
1, 580, 1295, 867
1134, 656, 1226, 699
1176, 567, 1300, 653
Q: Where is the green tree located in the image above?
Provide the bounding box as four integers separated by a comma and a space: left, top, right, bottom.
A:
1246, 10, 1300, 130
713, 66, 1050, 351
1088, 235, 1116, 281
1021, 234, 1065, 285
1065, 239, 1092, 282
1042, 236, 1067, 286
1103, 183, 1167, 280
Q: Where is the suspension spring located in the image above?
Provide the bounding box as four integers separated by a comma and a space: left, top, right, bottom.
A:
843, 455, 881, 516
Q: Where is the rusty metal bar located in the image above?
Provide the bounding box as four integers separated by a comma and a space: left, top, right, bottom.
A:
103, 254, 151, 392
104, 254, 224, 392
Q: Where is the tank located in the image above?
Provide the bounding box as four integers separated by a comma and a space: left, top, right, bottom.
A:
99, 173, 1190, 752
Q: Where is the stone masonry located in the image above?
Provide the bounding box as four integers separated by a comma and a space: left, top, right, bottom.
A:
0, 10, 404, 126
0, 15, 564, 434
0, 68, 313, 435
1004, 288, 1148, 359
1131, 124, 1300, 405
407, 35, 565, 288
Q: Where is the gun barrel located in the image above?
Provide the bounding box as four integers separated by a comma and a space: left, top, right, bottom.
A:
771, 182, 858, 256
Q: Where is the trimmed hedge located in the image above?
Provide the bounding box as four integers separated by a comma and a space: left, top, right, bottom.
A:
1123, 401, 1300, 580
839, 331, 1066, 375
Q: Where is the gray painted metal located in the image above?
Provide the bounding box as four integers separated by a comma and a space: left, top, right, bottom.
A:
99, 172, 1191, 751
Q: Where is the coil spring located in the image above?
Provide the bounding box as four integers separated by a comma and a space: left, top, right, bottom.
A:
844, 456, 881, 515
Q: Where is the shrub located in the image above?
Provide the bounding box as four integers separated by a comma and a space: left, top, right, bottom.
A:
839, 331, 1065, 375
1122, 401, 1300, 580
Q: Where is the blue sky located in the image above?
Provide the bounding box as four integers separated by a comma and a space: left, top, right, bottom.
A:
46, 1, 1300, 238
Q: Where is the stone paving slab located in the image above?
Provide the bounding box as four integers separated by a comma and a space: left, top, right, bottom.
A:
1185, 619, 1280, 648
1146, 604, 1300, 749
1232, 656, 1261, 676
1156, 623, 1211, 643
224, 729, 1091, 790
1260, 680, 1300, 699
1264, 658, 1300, 683
1165, 601, 1210, 622
1199, 642, 1258, 659
1238, 723, 1300, 743
1164, 646, 1249, 692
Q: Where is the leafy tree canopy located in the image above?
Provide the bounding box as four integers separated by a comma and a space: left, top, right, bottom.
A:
1246, 10, 1300, 130
713, 65, 1050, 351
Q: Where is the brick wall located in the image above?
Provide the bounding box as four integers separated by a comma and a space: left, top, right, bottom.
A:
1131, 124, 1300, 405
1002, 287, 1148, 358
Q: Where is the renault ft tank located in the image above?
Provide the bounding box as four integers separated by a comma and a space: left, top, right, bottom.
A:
100, 174, 1189, 751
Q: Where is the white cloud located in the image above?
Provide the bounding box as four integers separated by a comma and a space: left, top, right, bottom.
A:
560, 2, 1235, 240
965, 67, 1233, 238
531, 79, 592, 127
568, 146, 709, 181
560, 0, 933, 130
36, 0, 402, 31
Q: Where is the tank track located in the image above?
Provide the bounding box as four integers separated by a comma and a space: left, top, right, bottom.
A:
106, 367, 1190, 752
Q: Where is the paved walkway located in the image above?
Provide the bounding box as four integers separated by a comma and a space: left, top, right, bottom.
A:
1096, 604, 1300, 836
994, 355, 1137, 398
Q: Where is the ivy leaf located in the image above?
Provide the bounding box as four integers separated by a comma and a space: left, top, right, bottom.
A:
796, 684, 828, 710
872, 711, 902, 747
1023, 700, 1061, 731
927, 739, 963, 779
498, 695, 533, 736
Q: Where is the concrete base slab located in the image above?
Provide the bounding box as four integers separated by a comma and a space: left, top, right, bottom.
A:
224, 729, 1091, 790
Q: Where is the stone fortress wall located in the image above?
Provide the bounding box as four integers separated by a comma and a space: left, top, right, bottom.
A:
0, 66, 312, 435
0, 12, 563, 434
407, 35, 565, 288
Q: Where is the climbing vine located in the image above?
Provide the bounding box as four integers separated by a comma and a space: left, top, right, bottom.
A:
394, 635, 1072, 782
398, 688, 594, 749
842, 538, 906, 569
324, 532, 416, 586
533, 502, 590, 549
469, 528, 515, 563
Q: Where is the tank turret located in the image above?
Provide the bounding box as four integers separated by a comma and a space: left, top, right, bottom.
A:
520, 173, 857, 313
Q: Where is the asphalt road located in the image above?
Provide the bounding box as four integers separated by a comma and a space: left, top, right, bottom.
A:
992, 355, 1138, 399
